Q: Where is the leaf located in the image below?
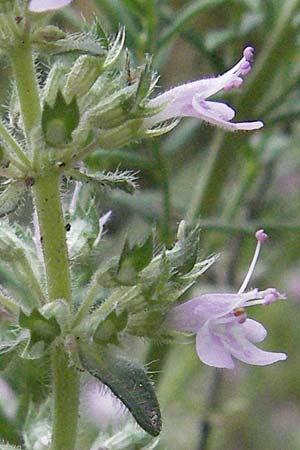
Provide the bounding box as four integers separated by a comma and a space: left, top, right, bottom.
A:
0, 181, 24, 217
103, 27, 125, 69
117, 233, 153, 285
37, 32, 106, 56
0, 445, 22, 450
19, 309, 61, 346
42, 91, 79, 147
93, 310, 128, 344
167, 224, 201, 274
91, 18, 109, 50
135, 55, 157, 106
78, 342, 161, 436
68, 168, 138, 194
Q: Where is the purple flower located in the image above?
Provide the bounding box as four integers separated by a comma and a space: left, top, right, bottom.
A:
165, 230, 287, 368
145, 47, 263, 131
29, 0, 73, 12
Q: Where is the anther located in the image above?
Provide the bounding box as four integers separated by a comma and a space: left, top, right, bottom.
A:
234, 308, 247, 324
243, 46, 254, 62
240, 61, 251, 76
255, 229, 268, 244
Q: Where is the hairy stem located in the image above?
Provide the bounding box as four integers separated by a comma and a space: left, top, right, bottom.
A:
10, 37, 41, 145
33, 173, 79, 450
10, 35, 79, 450
33, 172, 72, 302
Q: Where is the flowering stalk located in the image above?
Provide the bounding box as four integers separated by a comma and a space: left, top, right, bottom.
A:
9, 11, 79, 450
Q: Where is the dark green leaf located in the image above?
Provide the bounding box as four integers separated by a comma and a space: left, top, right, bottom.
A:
0, 181, 24, 217
117, 233, 153, 285
42, 90, 79, 147
93, 310, 128, 344
78, 342, 161, 436
92, 18, 109, 50
19, 309, 60, 346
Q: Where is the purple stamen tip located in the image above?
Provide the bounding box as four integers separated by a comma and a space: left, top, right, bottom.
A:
233, 77, 244, 88
240, 61, 251, 76
224, 77, 244, 92
243, 46, 254, 62
223, 81, 235, 92
255, 229, 268, 244
263, 288, 281, 306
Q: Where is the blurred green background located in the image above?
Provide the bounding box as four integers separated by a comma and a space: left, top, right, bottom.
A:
1, 1, 300, 449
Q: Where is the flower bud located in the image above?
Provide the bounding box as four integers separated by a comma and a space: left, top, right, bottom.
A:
63, 55, 104, 103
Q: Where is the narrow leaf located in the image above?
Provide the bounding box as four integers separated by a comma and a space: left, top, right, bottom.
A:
78, 342, 161, 436
0, 181, 24, 217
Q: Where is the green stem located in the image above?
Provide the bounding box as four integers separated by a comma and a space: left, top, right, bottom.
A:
186, 131, 223, 221
51, 344, 80, 450
152, 142, 172, 246
33, 172, 71, 303
10, 37, 41, 145
198, 219, 300, 234
10, 34, 79, 450
33, 172, 79, 450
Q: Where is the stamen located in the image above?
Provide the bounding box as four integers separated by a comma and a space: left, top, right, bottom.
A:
223, 77, 243, 92
234, 307, 247, 323
243, 46, 254, 62
255, 229, 268, 244
237, 229, 268, 294
240, 61, 251, 76
262, 288, 281, 306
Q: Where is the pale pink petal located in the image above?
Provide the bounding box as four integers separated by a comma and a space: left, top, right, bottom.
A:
221, 327, 287, 366
192, 96, 263, 131
241, 319, 267, 343
203, 101, 236, 120
165, 290, 259, 332
29, 0, 72, 12
196, 323, 235, 368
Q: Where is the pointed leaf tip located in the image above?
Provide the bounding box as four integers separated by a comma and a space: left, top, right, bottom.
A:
78, 342, 162, 436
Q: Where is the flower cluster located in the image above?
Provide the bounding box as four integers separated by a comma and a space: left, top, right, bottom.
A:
165, 230, 287, 368
145, 46, 263, 131
28, 0, 263, 135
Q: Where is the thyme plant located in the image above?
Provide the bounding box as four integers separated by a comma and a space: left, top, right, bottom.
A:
0, 1, 289, 450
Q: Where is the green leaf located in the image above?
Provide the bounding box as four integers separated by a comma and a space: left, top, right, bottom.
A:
0, 181, 24, 217
19, 309, 61, 346
36, 31, 106, 56
167, 224, 201, 274
42, 90, 80, 147
92, 18, 109, 50
93, 310, 128, 344
117, 233, 153, 284
68, 168, 138, 194
135, 55, 157, 105
0, 324, 28, 371
78, 342, 161, 436
0, 445, 22, 450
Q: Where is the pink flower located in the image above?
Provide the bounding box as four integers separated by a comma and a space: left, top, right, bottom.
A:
145, 47, 263, 131
29, 0, 73, 12
165, 230, 287, 368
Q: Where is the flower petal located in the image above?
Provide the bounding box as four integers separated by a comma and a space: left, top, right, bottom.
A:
203, 101, 236, 120
196, 323, 235, 368
29, 0, 72, 12
165, 290, 260, 332
242, 319, 267, 343
192, 96, 263, 131
221, 326, 287, 366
